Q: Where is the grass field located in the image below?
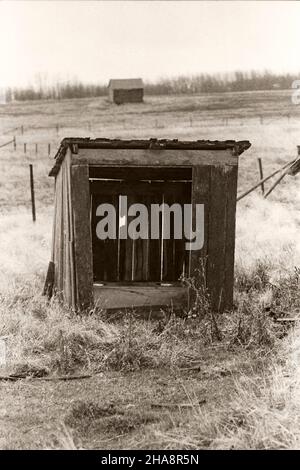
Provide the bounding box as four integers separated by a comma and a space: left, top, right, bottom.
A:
1, 90, 300, 449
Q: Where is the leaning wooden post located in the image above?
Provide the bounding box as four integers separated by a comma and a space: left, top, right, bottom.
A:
29, 164, 36, 222
264, 161, 296, 199
237, 160, 293, 202
257, 158, 264, 194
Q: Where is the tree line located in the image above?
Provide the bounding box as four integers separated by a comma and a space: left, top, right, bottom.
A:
7, 71, 299, 101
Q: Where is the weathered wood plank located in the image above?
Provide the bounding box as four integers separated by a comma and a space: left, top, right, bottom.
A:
62, 159, 71, 306
54, 167, 63, 297
122, 194, 135, 281
65, 151, 76, 309
133, 194, 150, 281
174, 183, 192, 281
71, 164, 94, 310
105, 194, 119, 281
91, 193, 119, 281
206, 166, 228, 312
162, 192, 175, 282
89, 166, 192, 181
148, 192, 163, 282
162, 184, 190, 282
90, 180, 189, 196
91, 194, 105, 281
93, 284, 188, 309
223, 165, 238, 310
43, 261, 55, 299
74, 148, 237, 167
189, 166, 211, 307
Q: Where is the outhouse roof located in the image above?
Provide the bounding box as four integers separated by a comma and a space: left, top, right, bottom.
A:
49, 137, 251, 177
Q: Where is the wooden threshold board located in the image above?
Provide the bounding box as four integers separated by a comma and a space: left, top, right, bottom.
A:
93, 283, 188, 309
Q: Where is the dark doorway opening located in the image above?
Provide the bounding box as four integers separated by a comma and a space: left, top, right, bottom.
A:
90, 167, 192, 284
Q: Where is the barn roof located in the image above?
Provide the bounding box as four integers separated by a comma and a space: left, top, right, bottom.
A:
49, 138, 251, 177
108, 78, 144, 90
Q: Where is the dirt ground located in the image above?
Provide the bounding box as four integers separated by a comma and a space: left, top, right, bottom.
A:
0, 346, 262, 450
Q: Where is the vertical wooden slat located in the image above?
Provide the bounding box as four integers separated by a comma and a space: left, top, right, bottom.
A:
62, 157, 75, 307
121, 193, 134, 281
65, 152, 76, 309
62, 162, 70, 305
91, 193, 104, 281
190, 166, 211, 306
91, 192, 119, 281
206, 165, 228, 312
104, 194, 119, 281
71, 164, 94, 310
148, 192, 163, 281
223, 165, 238, 310
54, 168, 64, 297
174, 183, 191, 281
50, 174, 58, 264
142, 237, 150, 280
162, 187, 177, 282
52, 177, 59, 292
133, 195, 149, 281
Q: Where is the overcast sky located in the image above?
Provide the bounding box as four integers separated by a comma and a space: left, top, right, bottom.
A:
0, 1, 300, 88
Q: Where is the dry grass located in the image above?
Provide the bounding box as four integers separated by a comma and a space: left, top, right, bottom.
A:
1, 90, 300, 448
152, 324, 300, 450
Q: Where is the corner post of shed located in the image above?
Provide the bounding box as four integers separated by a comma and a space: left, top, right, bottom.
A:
70, 157, 94, 311
189, 149, 240, 313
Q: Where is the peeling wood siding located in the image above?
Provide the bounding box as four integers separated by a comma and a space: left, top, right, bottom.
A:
52, 149, 76, 308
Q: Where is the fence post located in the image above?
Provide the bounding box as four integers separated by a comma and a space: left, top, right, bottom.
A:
258, 158, 264, 195
24, 143, 26, 154
48, 143, 51, 157
35, 143, 38, 155
56, 124, 59, 135
13, 136, 16, 151
29, 164, 36, 222
21, 125, 24, 135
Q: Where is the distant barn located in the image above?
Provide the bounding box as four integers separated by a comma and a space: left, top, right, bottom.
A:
108, 78, 144, 104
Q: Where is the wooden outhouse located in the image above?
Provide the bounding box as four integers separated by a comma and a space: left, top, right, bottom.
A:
46, 137, 251, 312
108, 79, 144, 104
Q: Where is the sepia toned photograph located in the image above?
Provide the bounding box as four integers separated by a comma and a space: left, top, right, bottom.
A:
0, 0, 300, 457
